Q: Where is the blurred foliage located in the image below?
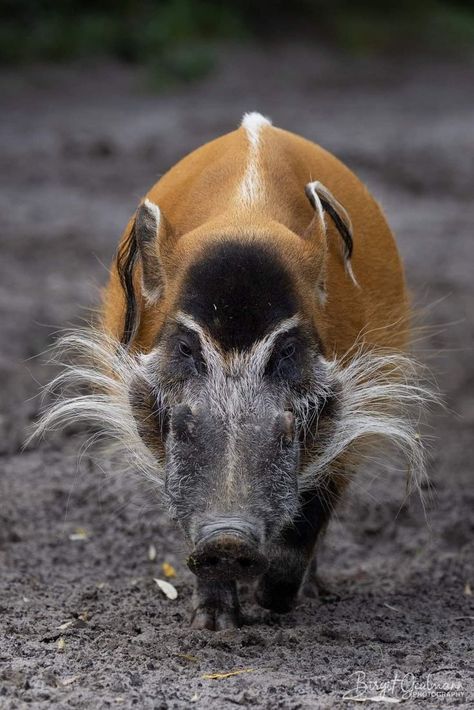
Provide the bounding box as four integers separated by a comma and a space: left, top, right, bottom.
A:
320, 0, 474, 53
0, 0, 473, 85
0, 0, 246, 85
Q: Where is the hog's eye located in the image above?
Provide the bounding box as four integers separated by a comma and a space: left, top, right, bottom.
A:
175, 336, 206, 375
178, 341, 193, 358
276, 341, 298, 379
266, 336, 301, 381
280, 342, 296, 360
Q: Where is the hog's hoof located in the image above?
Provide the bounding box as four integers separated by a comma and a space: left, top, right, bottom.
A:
255, 580, 298, 613
191, 605, 241, 631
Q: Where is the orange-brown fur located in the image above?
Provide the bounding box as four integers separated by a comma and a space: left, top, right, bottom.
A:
102, 119, 409, 364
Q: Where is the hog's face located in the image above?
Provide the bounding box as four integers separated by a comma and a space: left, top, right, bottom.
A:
130, 241, 332, 580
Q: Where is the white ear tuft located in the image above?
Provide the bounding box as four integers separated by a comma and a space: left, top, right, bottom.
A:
135, 199, 166, 304
305, 180, 359, 288
305, 181, 326, 230
143, 198, 161, 224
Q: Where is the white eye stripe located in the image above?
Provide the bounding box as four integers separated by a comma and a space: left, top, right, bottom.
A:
245, 315, 301, 373
175, 311, 301, 374
174, 312, 206, 337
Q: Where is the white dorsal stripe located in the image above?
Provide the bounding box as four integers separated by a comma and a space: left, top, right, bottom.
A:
241, 111, 272, 145
239, 112, 272, 207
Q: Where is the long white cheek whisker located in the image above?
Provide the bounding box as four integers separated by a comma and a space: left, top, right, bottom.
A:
26, 328, 163, 486
28, 326, 438, 511
296, 348, 439, 504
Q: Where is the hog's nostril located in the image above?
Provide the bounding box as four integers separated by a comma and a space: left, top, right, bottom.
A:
188, 530, 268, 581
238, 557, 252, 568
203, 555, 219, 567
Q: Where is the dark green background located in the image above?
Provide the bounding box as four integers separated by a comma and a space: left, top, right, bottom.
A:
1, 1, 473, 83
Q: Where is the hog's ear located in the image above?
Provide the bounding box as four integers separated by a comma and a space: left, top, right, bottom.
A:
305, 180, 358, 288
135, 199, 167, 303
116, 198, 168, 347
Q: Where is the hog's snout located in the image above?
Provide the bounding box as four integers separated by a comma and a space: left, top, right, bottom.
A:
188, 521, 268, 581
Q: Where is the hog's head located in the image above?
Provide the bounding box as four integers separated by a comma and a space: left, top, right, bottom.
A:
127, 200, 337, 581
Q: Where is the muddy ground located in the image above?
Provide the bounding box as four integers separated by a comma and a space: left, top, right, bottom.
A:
0, 44, 473, 708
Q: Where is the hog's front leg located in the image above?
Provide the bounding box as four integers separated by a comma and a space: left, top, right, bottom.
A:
191, 579, 241, 630
256, 486, 337, 613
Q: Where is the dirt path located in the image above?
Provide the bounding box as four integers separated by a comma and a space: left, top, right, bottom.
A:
1, 45, 473, 708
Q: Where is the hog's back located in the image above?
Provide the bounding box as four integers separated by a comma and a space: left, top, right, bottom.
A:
103, 124, 409, 357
